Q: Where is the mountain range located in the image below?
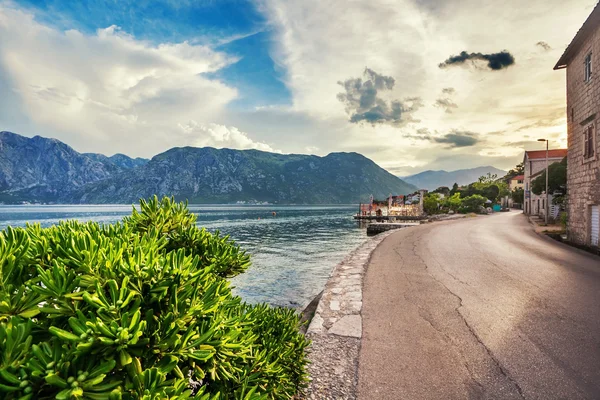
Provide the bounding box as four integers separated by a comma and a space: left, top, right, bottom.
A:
0, 131, 417, 204
402, 166, 507, 191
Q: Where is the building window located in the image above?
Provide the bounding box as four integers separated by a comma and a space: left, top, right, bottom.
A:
518, 180, 523, 184
584, 124, 595, 160
571, 107, 574, 122
585, 53, 592, 82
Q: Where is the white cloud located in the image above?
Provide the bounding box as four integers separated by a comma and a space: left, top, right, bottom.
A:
177, 121, 280, 152
0, 0, 597, 176
0, 3, 250, 156
255, 0, 595, 174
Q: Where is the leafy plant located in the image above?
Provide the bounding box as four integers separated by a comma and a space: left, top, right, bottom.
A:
423, 194, 441, 215
459, 195, 487, 213
559, 211, 568, 230
443, 193, 462, 212
0, 196, 309, 399
511, 188, 524, 205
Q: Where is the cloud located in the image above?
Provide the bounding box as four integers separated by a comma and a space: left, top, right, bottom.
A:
439, 50, 515, 70
441, 87, 455, 95
434, 131, 480, 148
434, 98, 458, 113
536, 41, 551, 50
2, 0, 586, 176
337, 68, 421, 126
0, 4, 239, 156
177, 121, 280, 152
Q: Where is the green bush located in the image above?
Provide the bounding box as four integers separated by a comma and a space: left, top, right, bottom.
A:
423, 194, 441, 215
0, 197, 309, 399
559, 211, 568, 230
511, 188, 524, 205
459, 195, 487, 213
443, 193, 462, 212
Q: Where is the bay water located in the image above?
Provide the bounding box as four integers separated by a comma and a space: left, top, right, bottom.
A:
0, 204, 366, 308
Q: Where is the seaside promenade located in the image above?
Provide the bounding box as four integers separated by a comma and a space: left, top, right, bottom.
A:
358, 212, 600, 399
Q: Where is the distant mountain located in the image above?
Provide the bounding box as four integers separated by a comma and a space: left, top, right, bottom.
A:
84, 153, 149, 170
70, 147, 417, 204
0, 131, 117, 202
402, 166, 507, 191
0, 131, 416, 204
0, 131, 149, 203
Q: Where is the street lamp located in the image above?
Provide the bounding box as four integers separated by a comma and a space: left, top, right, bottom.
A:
537, 138, 549, 224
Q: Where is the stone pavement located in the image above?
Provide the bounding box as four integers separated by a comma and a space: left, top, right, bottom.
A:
304, 231, 395, 399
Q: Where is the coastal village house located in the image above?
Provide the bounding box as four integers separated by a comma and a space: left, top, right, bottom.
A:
523, 149, 567, 218
509, 175, 525, 191
508, 174, 524, 208
555, 4, 600, 247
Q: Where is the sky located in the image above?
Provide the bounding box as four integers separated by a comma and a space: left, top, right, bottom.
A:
0, 0, 596, 176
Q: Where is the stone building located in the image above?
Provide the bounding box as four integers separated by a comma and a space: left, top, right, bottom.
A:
523, 149, 567, 218
555, 4, 600, 247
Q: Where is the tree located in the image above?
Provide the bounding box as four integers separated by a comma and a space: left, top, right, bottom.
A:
424, 193, 441, 215
450, 183, 459, 195
433, 186, 450, 196
471, 177, 509, 204
511, 187, 524, 204
531, 156, 567, 195
504, 163, 524, 181
443, 193, 462, 212
459, 184, 480, 198
481, 185, 500, 202
478, 173, 498, 184
459, 194, 487, 213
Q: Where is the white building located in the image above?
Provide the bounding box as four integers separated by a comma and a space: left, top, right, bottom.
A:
523, 149, 567, 218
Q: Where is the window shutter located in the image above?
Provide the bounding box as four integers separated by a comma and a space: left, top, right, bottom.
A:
584, 125, 595, 159
584, 127, 589, 159
592, 125, 596, 158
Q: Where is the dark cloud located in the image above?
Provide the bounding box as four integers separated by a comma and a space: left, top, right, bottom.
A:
441, 87, 455, 95
416, 127, 431, 137
536, 41, 551, 51
439, 50, 515, 71
404, 127, 433, 141
434, 131, 480, 148
434, 98, 458, 113
337, 68, 421, 126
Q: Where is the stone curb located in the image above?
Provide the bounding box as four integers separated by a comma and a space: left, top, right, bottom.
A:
303, 230, 396, 399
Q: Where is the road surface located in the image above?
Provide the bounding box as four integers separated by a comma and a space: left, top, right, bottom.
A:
358, 212, 600, 400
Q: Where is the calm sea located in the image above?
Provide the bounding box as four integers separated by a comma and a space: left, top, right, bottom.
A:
0, 204, 366, 308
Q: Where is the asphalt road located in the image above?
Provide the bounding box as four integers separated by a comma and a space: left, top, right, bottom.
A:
358, 212, 600, 400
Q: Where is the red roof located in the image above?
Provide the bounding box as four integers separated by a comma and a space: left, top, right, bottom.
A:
512, 175, 524, 180
525, 149, 567, 160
